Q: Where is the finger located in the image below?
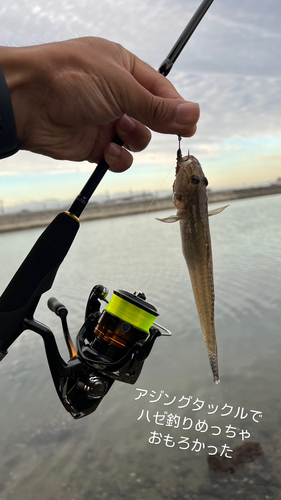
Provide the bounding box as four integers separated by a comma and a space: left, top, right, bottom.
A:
115, 115, 151, 152
104, 142, 133, 172
130, 54, 185, 100
114, 72, 200, 136
181, 124, 197, 138
125, 89, 200, 136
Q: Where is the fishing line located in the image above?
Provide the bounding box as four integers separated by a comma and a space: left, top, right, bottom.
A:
144, 72, 228, 214
190, 73, 226, 101
145, 165, 175, 214
145, 136, 184, 214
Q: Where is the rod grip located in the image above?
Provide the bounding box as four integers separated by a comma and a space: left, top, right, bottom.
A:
0, 212, 79, 351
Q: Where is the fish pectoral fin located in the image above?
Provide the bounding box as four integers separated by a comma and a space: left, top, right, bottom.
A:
208, 205, 229, 217
156, 215, 180, 223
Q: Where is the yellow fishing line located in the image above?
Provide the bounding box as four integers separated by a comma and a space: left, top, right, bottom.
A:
106, 294, 157, 333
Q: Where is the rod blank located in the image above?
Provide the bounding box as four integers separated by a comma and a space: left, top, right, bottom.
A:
158, 0, 215, 76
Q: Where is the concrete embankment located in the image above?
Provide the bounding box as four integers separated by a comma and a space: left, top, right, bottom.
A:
0, 185, 281, 233
0, 198, 173, 233
207, 184, 281, 202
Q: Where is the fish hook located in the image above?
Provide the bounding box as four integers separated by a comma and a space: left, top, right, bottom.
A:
177, 136, 190, 160
177, 135, 183, 162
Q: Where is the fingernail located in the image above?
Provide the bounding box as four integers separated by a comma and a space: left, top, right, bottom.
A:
108, 143, 121, 158
119, 115, 136, 133
175, 102, 200, 125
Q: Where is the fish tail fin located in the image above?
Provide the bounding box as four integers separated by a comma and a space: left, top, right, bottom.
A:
208, 347, 220, 384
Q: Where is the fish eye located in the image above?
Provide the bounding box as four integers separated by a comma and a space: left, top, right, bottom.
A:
191, 175, 200, 185
203, 177, 209, 186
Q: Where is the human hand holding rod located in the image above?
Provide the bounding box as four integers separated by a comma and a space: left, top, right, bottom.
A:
0, 0, 215, 176
0, 37, 199, 168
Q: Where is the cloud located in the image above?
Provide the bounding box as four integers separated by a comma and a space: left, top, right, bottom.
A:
176, 72, 281, 141
0, 0, 281, 204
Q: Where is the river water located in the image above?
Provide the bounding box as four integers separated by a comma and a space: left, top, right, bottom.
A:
0, 194, 281, 500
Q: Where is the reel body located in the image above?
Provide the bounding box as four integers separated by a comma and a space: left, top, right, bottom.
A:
25, 285, 169, 419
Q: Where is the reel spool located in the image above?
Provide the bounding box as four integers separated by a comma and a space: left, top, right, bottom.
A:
90, 290, 158, 359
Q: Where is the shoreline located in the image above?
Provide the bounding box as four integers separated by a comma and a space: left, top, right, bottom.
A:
0, 184, 281, 233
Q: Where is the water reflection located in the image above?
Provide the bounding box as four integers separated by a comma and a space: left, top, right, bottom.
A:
0, 194, 280, 499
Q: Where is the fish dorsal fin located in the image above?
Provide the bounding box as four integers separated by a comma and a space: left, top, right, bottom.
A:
156, 215, 181, 223
208, 205, 229, 217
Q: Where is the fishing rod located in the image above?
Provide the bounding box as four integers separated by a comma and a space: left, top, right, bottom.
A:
0, 0, 215, 419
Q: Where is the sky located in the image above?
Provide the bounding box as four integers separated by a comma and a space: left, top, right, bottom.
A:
0, 0, 281, 210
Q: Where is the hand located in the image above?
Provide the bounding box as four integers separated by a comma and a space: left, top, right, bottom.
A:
0, 37, 200, 171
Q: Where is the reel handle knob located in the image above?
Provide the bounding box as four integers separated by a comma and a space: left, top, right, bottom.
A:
48, 297, 68, 318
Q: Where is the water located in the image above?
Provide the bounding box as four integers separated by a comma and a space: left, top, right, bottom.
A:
0, 194, 281, 500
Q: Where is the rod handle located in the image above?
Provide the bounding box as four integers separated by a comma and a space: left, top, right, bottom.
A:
0, 212, 79, 351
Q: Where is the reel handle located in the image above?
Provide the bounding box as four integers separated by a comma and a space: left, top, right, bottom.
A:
48, 297, 68, 317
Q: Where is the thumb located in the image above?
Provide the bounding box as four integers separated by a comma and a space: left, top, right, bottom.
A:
119, 77, 200, 136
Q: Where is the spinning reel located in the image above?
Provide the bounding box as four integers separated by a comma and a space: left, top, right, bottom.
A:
24, 285, 170, 419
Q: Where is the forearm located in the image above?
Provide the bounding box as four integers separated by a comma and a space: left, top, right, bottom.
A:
0, 46, 31, 90
0, 47, 26, 158
0, 45, 50, 146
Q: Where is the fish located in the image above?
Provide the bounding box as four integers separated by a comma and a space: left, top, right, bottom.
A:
157, 143, 228, 383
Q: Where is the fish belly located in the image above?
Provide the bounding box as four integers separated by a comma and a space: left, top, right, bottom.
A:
180, 218, 219, 383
